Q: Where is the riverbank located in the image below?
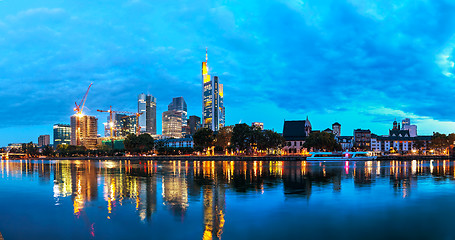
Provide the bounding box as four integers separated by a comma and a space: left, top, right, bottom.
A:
16, 154, 455, 161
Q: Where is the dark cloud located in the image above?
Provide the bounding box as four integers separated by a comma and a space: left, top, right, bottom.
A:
1, 0, 455, 144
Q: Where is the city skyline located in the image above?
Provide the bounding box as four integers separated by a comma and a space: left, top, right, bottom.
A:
2, 0, 455, 146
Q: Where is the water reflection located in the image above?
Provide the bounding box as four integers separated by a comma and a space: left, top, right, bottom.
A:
2, 159, 455, 239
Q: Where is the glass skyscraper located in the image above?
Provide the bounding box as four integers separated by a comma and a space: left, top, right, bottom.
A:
53, 124, 71, 147
163, 97, 187, 138
138, 93, 157, 135
202, 50, 225, 132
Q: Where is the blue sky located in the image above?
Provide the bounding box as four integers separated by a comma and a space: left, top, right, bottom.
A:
1, 0, 455, 146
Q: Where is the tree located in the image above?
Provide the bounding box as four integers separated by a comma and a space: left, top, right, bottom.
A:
42, 145, 54, 157
214, 126, 233, 151
303, 132, 341, 152
431, 132, 449, 153
124, 133, 154, 154
231, 123, 253, 153
260, 130, 286, 153
193, 128, 214, 150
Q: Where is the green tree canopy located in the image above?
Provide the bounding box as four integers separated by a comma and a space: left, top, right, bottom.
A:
303, 132, 341, 152
193, 128, 214, 150
231, 123, 253, 152
124, 133, 154, 154
214, 126, 233, 150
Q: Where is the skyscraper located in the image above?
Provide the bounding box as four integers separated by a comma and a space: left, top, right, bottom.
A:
163, 97, 187, 138
188, 115, 202, 135
70, 115, 98, 149
162, 110, 183, 138
53, 124, 71, 146
168, 97, 187, 127
202, 49, 225, 132
138, 93, 157, 134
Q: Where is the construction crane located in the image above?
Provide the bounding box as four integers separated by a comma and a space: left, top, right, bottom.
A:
73, 83, 93, 146
74, 83, 93, 116
122, 112, 144, 136
97, 106, 143, 137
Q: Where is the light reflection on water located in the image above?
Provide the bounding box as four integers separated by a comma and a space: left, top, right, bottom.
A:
1, 159, 455, 239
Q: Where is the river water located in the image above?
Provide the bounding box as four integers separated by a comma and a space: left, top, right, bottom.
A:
0, 159, 454, 240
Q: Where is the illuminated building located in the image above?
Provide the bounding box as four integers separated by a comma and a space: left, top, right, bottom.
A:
162, 97, 187, 138
53, 124, 71, 147
107, 114, 137, 137
282, 117, 312, 154
168, 97, 188, 127
401, 118, 417, 137
188, 115, 202, 135
202, 49, 225, 132
251, 122, 264, 130
162, 110, 183, 138
353, 129, 371, 150
38, 135, 50, 147
138, 93, 157, 134
70, 115, 98, 149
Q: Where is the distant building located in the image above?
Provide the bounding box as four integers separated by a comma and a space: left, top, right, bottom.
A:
162, 110, 183, 138
117, 114, 137, 137
282, 117, 312, 154
70, 115, 98, 149
252, 122, 264, 130
401, 118, 417, 137
188, 115, 202, 135
157, 137, 194, 148
323, 128, 333, 134
370, 120, 430, 153
168, 97, 188, 131
53, 124, 71, 147
337, 136, 353, 151
138, 93, 157, 134
202, 50, 225, 132
38, 135, 50, 147
354, 129, 371, 150
332, 122, 341, 137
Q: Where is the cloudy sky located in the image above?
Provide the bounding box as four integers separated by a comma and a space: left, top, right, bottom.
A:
1, 0, 455, 146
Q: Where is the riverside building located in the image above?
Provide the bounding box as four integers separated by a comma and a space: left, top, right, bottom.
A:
70, 115, 98, 149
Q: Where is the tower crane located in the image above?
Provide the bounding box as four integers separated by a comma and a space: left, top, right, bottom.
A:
97, 106, 143, 137
73, 83, 93, 146
74, 83, 93, 116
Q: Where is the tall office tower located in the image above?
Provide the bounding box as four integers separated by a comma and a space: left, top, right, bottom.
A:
188, 115, 202, 135
138, 93, 157, 134
53, 124, 71, 146
162, 110, 183, 138
202, 49, 225, 132
38, 135, 50, 147
70, 115, 98, 149
168, 97, 188, 136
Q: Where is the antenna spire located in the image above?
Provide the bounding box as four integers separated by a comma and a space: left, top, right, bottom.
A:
206, 47, 208, 63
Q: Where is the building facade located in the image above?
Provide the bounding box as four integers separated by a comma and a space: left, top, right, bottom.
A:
188, 115, 202, 135
202, 50, 225, 132
282, 118, 312, 154
70, 115, 98, 149
53, 124, 71, 147
252, 122, 264, 130
354, 129, 371, 150
332, 122, 341, 137
38, 135, 50, 147
337, 136, 353, 151
401, 118, 417, 137
138, 93, 157, 135
162, 110, 183, 139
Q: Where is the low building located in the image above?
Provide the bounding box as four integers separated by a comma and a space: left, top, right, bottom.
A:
252, 122, 264, 130
370, 135, 432, 153
282, 118, 312, 154
354, 129, 371, 150
337, 136, 353, 151
53, 124, 71, 147
157, 137, 194, 148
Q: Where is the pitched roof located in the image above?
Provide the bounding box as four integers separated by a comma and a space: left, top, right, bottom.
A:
283, 120, 308, 141
332, 122, 341, 126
